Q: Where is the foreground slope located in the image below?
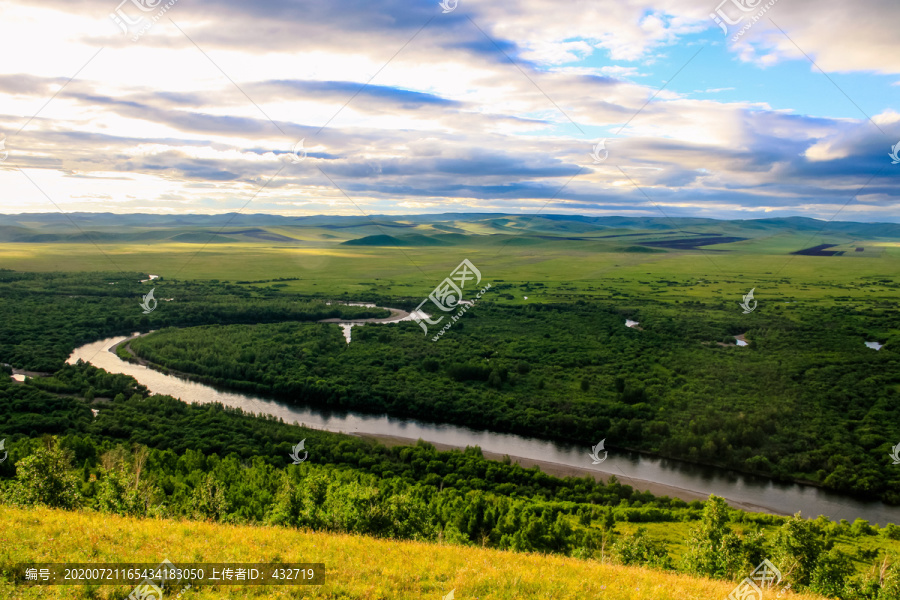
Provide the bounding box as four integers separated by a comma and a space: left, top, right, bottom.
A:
0, 507, 822, 600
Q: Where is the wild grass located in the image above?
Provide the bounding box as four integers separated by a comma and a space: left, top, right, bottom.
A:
0, 506, 827, 600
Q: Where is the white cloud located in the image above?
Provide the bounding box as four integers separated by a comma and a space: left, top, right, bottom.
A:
0, 0, 896, 221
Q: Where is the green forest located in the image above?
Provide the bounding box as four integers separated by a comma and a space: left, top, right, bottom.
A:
0, 269, 388, 371
8, 363, 900, 599
126, 292, 900, 502
1, 264, 900, 598
2, 269, 899, 503
3, 363, 900, 599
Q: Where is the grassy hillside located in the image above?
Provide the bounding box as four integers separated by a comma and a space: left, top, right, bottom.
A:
0, 506, 824, 600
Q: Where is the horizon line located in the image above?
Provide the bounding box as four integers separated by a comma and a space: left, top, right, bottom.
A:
2, 211, 899, 226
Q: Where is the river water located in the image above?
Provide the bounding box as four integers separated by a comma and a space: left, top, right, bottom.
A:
68, 335, 899, 525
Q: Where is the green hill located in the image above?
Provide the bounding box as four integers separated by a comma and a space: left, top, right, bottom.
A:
342, 234, 454, 247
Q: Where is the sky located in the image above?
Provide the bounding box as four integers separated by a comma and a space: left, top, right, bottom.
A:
0, 0, 898, 221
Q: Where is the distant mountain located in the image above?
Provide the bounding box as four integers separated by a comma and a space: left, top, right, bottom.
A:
1, 212, 899, 243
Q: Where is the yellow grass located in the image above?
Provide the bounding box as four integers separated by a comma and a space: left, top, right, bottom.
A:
0, 507, 826, 600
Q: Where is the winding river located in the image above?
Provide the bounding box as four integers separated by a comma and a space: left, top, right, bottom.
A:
66, 318, 899, 525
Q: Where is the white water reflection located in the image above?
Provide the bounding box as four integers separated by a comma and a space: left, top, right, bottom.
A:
330, 309, 431, 343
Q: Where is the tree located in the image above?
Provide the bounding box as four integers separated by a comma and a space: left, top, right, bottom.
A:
386, 493, 433, 540
882, 524, 900, 541
267, 474, 302, 527
7, 437, 81, 509
771, 513, 825, 587
612, 527, 670, 568
598, 508, 617, 563
191, 473, 230, 521
851, 519, 876, 537
97, 467, 140, 515
809, 548, 853, 598
96, 445, 158, 517
681, 495, 747, 580
572, 527, 603, 560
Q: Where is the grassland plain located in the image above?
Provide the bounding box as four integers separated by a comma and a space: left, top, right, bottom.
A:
0, 507, 825, 600
0, 240, 897, 306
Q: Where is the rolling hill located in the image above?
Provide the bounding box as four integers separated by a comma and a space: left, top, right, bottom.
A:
1, 213, 898, 251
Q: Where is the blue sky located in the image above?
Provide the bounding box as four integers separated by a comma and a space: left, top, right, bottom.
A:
616, 33, 900, 121
0, 0, 897, 221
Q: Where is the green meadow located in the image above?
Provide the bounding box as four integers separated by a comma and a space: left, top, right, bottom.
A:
0, 237, 897, 305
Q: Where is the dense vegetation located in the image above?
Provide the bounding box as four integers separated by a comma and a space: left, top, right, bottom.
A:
0, 362, 688, 511
4, 268, 900, 597
127, 295, 900, 502
0, 269, 388, 371
3, 269, 900, 502
3, 366, 900, 599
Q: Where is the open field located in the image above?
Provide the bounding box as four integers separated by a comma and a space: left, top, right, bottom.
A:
0, 214, 897, 298
0, 239, 897, 305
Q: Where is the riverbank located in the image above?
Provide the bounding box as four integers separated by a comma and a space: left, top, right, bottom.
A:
109, 333, 781, 513
109, 334, 785, 513
350, 432, 785, 516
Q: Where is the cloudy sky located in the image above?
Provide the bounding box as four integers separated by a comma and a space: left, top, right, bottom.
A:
0, 0, 898, 220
